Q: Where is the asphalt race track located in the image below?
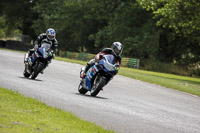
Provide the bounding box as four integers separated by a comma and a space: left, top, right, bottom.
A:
0, 49, 200, 133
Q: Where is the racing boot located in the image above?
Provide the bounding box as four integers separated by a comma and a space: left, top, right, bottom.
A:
40, 65, 47, 74
80, 64, 91, 79
80, 71, 85, 79
24, 53, 29, 63
40, 70, 44, 74
24, 49, 35, 63
40, 60, 51, 74
80, 67, 86, 79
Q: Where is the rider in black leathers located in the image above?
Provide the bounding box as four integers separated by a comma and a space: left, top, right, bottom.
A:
25, 28, 58, 73
81, 42, 123, 78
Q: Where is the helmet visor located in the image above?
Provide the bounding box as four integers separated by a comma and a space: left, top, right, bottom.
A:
48, 34, 55, 40
113, 47, 121, 55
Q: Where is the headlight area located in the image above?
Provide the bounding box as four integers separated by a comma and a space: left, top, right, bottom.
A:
104, 62, 115, 71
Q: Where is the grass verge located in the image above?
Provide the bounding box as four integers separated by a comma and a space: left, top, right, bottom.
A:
0, 48, 26, 53
56, 56, 200, 97
0, 87, 114, 133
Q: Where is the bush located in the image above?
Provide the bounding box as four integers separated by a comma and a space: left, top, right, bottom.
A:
140, 59, 194, 76
57, 50, 66, 57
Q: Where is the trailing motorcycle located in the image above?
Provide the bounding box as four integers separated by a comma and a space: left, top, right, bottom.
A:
78, 54, 119, 97
23, 43, 54, 79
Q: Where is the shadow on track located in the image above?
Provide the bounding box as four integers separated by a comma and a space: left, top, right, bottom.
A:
74, 92, 108, 100
18, 76, 43, 82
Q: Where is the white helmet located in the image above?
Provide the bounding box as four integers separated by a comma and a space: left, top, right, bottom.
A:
112, 42, 123, 56
46, 28, 56, 40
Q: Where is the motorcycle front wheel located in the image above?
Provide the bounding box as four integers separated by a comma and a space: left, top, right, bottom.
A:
23, 64, 30, 78
23, 69, 30, 78
91, 75, 106, 97
31, 62, 44, 79
78, 81, 88, 94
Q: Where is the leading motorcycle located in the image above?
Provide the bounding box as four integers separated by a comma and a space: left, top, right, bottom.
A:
23, 43, 54, 79
78, 54, 119, 97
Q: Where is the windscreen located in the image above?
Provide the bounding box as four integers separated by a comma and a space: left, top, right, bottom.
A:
104, 55, 116, 65
41, 43, 51, 52
39, 43, 51, 58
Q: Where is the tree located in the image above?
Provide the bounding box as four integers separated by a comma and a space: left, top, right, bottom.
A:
137, 0, 200, 64
90, 1, 161, 59
32, 0, 124, 53
1, 0, 37, 38
136, 0, 200, 36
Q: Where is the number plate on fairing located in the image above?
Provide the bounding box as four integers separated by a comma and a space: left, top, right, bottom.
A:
85, 65, 99, 91
86, 65, 98, 81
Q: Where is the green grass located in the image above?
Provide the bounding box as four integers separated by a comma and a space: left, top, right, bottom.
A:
56, 56, 86, 65
119, 68, 200, 96
55, 56, 200, 97
0, 47, 26, 53
0, 87, 114, 133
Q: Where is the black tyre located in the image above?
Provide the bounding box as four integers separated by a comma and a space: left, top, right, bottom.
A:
23, 69, 30, 78
31, 63, 44, 79
78, 82, 88, 94
23, 65, 31, 78
91, 76, 106, 97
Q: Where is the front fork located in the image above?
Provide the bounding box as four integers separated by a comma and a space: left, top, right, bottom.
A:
24, 62, 31, 74
25, 59, 39, 74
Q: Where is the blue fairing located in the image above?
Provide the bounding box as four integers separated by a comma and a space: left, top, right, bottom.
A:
31, 51, 41, 63
99, 55, 118, 75
83, 54, 118, 91
30, 43, 53, 64
99, 60, 110, 74
84, 65, 99, 91
38, 47, 44, 55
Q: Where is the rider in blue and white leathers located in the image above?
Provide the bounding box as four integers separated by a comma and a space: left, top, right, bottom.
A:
81, 42, 123, 78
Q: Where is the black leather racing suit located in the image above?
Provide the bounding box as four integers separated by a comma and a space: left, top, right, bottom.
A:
26, 33, 58, 70
28, 33, 58, 57
33, 33, 58, 54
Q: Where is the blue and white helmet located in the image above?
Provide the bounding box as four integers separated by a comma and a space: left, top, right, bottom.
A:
112, 42, 123, 56
46, 28, 56, 40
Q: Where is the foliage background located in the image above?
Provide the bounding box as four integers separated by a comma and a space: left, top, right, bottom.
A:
0, 0, 199, 76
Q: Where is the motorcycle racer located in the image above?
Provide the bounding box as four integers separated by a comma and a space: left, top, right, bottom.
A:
81, 42, 123, 78
24, 28, 58, 73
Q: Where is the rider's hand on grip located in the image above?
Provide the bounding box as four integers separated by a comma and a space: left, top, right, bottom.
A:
95, 54, 104, 62
115, 64, 120, 71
